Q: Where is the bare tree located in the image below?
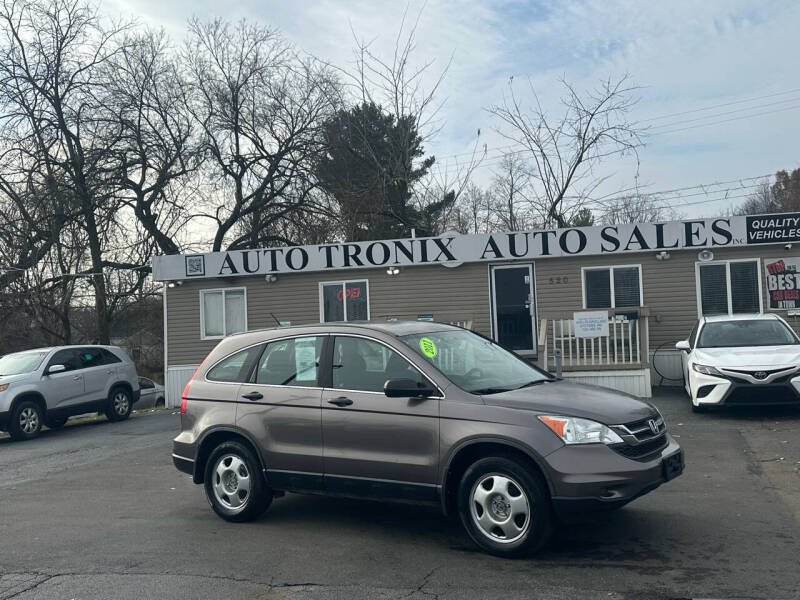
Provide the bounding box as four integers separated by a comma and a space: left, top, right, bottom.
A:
489, 153, 536, 231
736, 180, 780, 215
183, 18, 339, 251
601, 193, 679, 224
489, 76, 643, 227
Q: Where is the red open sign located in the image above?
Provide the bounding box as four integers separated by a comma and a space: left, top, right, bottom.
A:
336, 286, 362, 302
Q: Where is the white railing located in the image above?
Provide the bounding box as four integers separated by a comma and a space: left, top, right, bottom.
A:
540, 308, 649, 371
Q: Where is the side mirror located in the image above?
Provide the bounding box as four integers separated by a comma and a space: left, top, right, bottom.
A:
384, 378, 437, 398
46, 364, 66, 375
675, 340, 690, 351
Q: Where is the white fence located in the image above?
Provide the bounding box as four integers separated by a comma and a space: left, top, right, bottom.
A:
540, 308, 649, 371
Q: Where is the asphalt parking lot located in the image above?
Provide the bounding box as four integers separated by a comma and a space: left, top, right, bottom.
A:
1, 391, 799, 600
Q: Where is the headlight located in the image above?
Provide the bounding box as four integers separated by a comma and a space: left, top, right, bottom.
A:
538, 415, 624, 445
692, 364, 723, 376
0, 384, 8, 393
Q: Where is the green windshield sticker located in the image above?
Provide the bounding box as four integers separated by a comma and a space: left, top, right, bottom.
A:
419, 337, 437, 358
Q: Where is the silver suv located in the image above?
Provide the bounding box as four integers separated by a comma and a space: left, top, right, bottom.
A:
0, 346, 140, 441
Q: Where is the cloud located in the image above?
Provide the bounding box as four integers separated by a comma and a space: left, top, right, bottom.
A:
104, 0, 800, 215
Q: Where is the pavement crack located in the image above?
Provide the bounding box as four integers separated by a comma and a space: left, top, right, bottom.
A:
398, 567, 439, 599
0, 573, 56, 599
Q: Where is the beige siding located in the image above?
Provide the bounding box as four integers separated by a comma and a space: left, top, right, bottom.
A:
166, 245, 800, 367
166, 264, 489, 366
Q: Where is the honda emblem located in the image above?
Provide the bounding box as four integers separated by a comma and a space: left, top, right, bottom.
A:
648, 419, 659, 435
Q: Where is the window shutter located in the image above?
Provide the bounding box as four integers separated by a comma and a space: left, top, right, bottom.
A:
699, 264, 728, 315
613, 267, 641, 307
585, 269, 612, 308
730, 262, 760, 313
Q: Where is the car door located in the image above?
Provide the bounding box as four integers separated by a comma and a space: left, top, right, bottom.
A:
79, 347, 116, 402
235, 335, 326, 492
321, 335, 440, 501
41, 349, 85, 410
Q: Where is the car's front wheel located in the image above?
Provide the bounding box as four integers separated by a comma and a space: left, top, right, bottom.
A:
8, 400, 43, 441
204, 441, 272, 522
458, 456, 553, 557
105, 387, 132, 422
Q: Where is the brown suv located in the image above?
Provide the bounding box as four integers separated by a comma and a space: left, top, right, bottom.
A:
173, 322, 683, 556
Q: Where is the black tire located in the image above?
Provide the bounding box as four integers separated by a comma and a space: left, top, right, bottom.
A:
204, 441, 272, 522
8, 400, 43, 441
457, 456, 553, 557
105, 386, 132, 422
45, 416, 69, 429
691, 402, 709, 414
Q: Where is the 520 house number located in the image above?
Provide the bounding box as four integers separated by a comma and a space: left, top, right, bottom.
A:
548, 276, 569, 284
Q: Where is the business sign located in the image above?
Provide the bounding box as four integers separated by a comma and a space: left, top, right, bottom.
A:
573, 311, 610, 338
765, 258, 800, 310
152, 212, 800, 281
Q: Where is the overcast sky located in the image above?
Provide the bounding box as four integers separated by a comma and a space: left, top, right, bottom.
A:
107, 0, 800, 218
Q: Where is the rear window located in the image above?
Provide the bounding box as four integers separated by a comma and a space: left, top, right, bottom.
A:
697, 320, 798, 348
206, 345, 262, 382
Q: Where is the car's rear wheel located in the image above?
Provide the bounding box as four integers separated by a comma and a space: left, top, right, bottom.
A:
105, 387, 132, 422
457, 456, 553, 557
45, 416, 68, 429
204, 441, 272, 522
8, 400, 43, 441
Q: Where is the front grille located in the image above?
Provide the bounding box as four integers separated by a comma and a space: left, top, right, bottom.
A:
611, 435, 668, 461
725, 385, 800, 405
613, 414, 666, 442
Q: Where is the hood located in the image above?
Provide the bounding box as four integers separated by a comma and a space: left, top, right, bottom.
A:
0, 373, 31, 386
481, 380, 656, 425
693, 345, 800, 370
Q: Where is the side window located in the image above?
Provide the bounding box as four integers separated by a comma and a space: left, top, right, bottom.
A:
332, 336, 430, 393
79, 348, 105, 368
206, 345, 262, 383
255, 336, 324, 387
138, 377, 155, 389
101, 349, 122, 364
48, 349, 81, 372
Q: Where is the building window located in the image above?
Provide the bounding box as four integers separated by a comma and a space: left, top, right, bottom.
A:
200, 288, 247, 339
582, 266, 642, 309
319, 280, 369, 322
696, 260, 761, 316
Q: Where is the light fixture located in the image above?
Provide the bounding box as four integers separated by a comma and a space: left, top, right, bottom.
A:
655, 251, 671, 261
698, 250, 714, 262
167, 280, 183, 288
265, 274, 278, 283
386, 266, 400, 276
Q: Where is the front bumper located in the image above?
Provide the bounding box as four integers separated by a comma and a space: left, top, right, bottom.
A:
545, 434, 683, 514
691, 371, 800, 407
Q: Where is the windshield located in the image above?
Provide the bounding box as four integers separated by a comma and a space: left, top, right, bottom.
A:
0, 351, 48, 376
400, 330, 552, 394
697, 320, 798, 348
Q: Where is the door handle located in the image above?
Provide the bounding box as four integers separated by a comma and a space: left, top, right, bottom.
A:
328, 396, 353, 407
72, 375, 82, 381
241, 391, 263, 401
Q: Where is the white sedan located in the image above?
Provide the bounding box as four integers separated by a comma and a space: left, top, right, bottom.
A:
676, 314, 800, 412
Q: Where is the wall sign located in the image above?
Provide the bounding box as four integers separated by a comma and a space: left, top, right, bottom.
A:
152, 212, 800, 281
573, 311, 610, 339
765, 258, 800, 309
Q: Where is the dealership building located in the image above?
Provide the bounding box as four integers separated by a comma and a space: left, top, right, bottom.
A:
153, 212, 800, 405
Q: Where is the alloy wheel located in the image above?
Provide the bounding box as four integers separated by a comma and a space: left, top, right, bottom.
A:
469, 473, 531, 544
19, 406, 40, 434
212, 454, 252, 511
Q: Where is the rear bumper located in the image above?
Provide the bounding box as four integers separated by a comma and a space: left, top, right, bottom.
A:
172, 453, 195, 476
545, 434, 683, 515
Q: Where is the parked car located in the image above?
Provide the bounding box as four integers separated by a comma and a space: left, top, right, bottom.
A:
136, 377, 165, 409
676, 313, 800, 413
0, 346, 140, 441
173, 322, 682, 556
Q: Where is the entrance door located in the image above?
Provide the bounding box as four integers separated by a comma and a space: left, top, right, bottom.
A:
491, 264, 537, 354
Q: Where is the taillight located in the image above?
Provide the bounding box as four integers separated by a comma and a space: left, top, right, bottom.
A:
181, 363, 204, 414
